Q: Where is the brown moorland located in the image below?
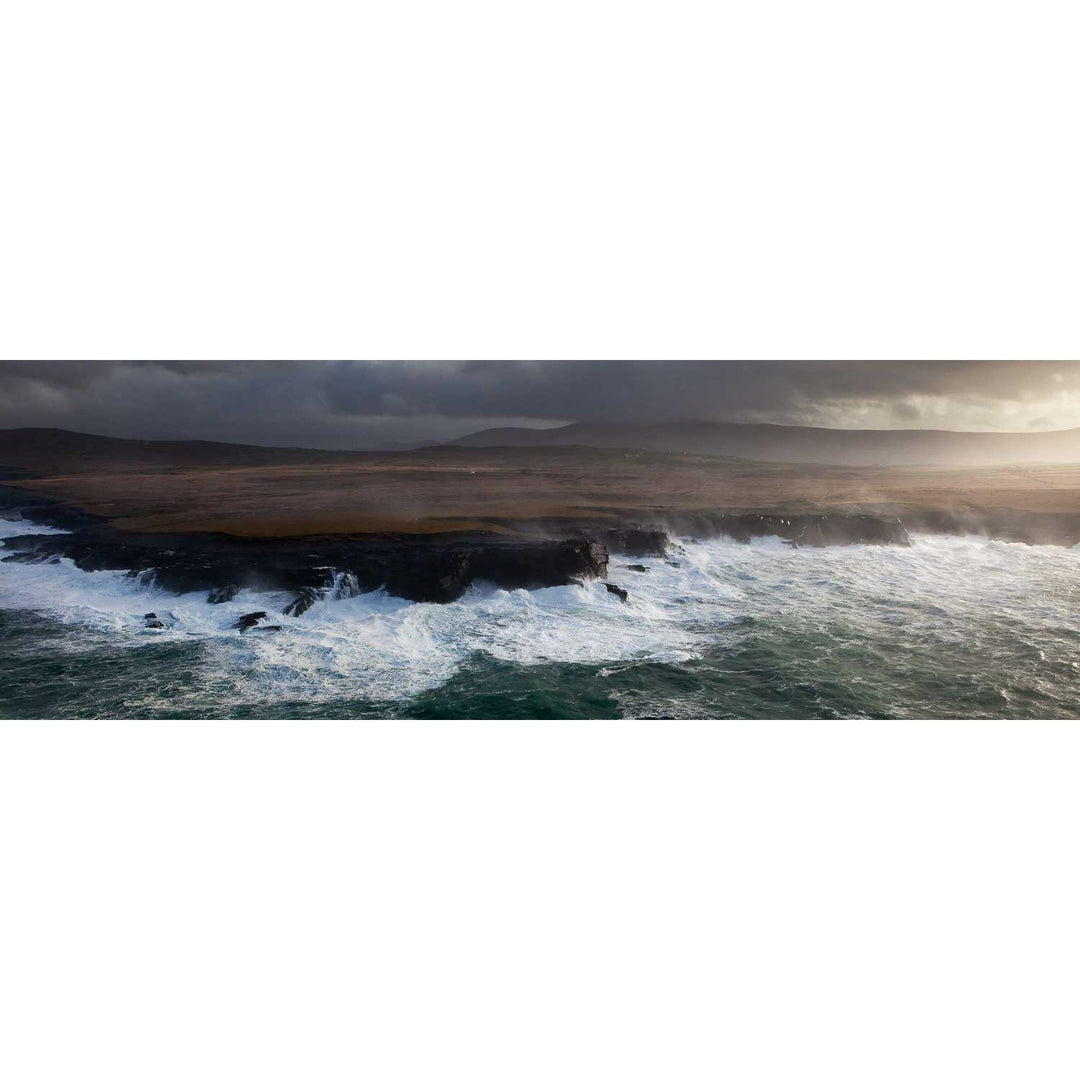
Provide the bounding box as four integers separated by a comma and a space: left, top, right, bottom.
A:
2, 430, 1079, 537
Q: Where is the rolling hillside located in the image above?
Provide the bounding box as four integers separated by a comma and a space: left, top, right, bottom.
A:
453, 419, 1080, 466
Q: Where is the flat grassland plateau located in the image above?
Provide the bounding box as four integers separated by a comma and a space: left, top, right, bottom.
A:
1, 429, 1078, 540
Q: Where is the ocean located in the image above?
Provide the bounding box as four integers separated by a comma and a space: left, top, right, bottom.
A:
1, 519, 1078, 719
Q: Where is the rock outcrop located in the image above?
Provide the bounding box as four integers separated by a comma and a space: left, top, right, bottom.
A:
892, 508, 1080, 548
603, 582, 629, 602
283, 588, 320, 617
645, 512, 911, 547
595, 529, 669, 556
0, 486, 944, 612
1, 550, 61, 565
0, 531, 610, 605
231, 611, 269, 631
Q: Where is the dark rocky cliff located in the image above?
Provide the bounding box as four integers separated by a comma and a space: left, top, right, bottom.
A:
1, 528, 611, 604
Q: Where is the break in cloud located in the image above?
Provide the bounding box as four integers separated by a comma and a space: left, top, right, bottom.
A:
0, 361, 1078, 450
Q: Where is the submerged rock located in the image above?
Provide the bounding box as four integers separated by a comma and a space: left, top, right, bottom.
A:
603, 582, 629, 602
625, 564, 650, 573
207, 584, 240, 604
248, 625, 282, 633
283, 587, 321, 617
326, 570, 361, 600
1, 550, 59, 565
143, 612, 166, 629
231, 611, 268, 631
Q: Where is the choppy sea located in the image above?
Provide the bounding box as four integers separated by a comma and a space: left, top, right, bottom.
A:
1, 520, 1078, 719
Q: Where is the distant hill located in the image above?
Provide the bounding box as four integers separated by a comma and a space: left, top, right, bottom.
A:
5, 426, 1080, 539
6, 423, 1080, 478
365, 438, 443, 452
452, 420, 1080, 466
0, 427, 679, 480
0, 427, 377, 476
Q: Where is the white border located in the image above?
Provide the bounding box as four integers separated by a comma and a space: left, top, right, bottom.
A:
2, 720, 1079, 1079
2, 3, 1079, 1076
2, 1, 1079, 359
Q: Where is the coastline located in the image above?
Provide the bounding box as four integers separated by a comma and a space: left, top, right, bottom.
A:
2, 434, 1078, 614
6, 480, 1079, 617
0, 484, 913, 606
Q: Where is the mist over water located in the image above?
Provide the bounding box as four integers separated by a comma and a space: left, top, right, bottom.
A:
2, 519, 1078, 719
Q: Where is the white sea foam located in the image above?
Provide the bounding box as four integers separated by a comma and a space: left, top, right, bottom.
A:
0, 519, 71, 538
2, 530, 1079, 706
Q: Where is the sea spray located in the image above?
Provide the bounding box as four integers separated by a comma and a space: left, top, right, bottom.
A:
2, 530, 1079, 718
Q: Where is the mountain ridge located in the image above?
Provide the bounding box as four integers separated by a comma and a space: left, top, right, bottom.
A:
5, 421, 1080, 469
452, 419, 1080, 466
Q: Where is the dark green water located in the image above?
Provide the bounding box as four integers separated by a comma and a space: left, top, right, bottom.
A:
4, 531, 1075, 717
2, 531, 1079, 719
0, 610, 905, 719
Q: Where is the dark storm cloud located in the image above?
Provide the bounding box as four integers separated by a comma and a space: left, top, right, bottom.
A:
1, 361, 1078, 449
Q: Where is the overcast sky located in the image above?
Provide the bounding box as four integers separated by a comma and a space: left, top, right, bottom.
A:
1, 361, 1078, 450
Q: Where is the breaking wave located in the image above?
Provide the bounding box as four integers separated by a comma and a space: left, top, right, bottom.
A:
2, 518, 1079, 718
